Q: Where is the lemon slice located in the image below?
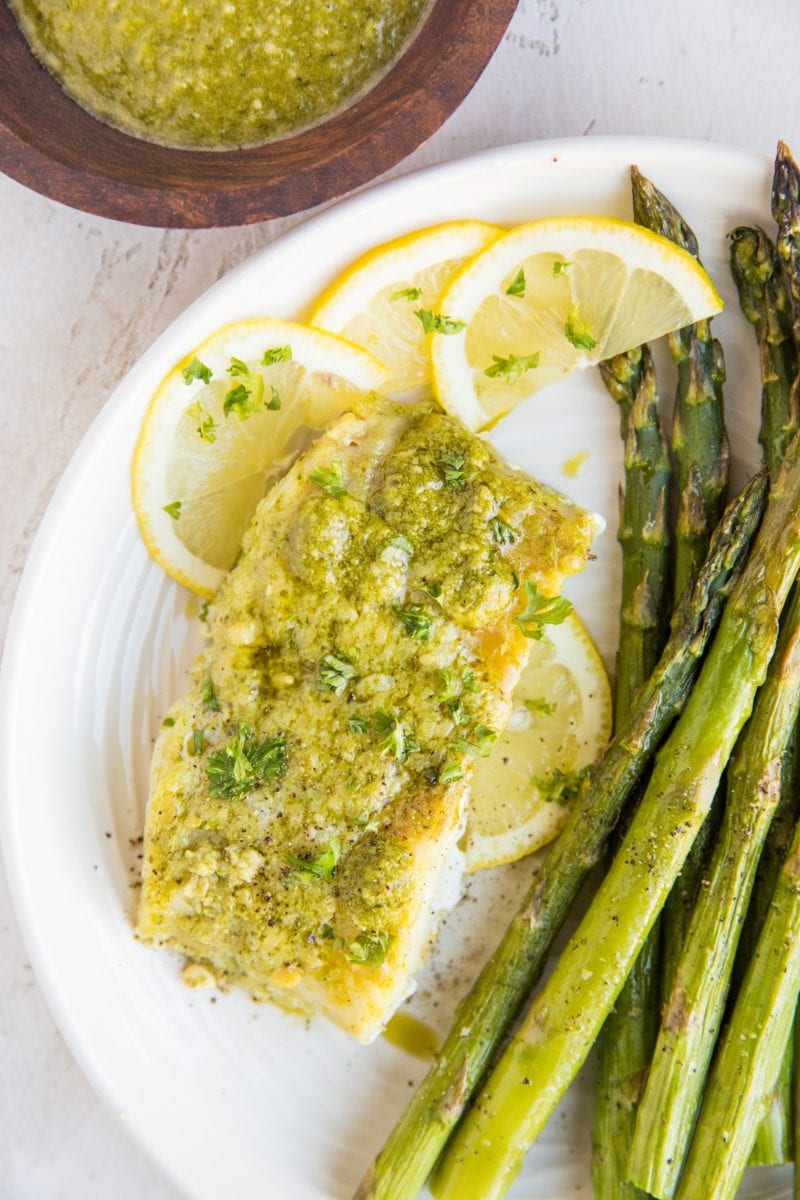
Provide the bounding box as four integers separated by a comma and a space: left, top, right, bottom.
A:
431, 216, 723, 429
309, 221, 501, 395
132, 319, 389, 597
464, 613, 612, 872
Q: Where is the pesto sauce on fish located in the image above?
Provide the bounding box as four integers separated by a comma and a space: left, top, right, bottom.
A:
10, 0, 428, 149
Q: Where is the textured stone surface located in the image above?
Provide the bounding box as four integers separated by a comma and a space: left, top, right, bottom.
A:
2, 0, 800, 1195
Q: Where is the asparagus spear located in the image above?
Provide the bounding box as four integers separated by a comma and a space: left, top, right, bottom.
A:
432, 441, 800, 1200
352, 475, 766, 1200
675, 793, 800, 1199
593, 347, 670, 1200
632, 168, 731, 999
627, 583, 800, 1198
730, 224, 799, 476
731, 218, 800, 1168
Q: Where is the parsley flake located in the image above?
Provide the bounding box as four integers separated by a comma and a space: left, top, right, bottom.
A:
206, 721, 286, 799
421, 581, 443, 603
201, 678, 221, 712
163, 500, 182, 520
262, 345, 292, 366
439, 451, 468, 491
439, 759, 464, 785
437, 669, 459, 702
309, 460, 347, 498
223, 382, 256, 419
162, 716, 176, 728
348, 715, 369, 735
564, 308, 598, 350
227, 356, 251, 377
347, 930, 393, 966
187, 400, 218, 444
446, 698, 468, 726
515, 581, 573, 640
484, 352, 540, 382
506, 267, 526, 297
191, 728, 206, 756
553, 260, 572, 278
394, 605, 433, 641
375, 710, 417, 762
453, 725, 497, 759
462, 667, 478, 692
491, 516, 518, 546
525, 697, 557, 717
285, 839, 340, 885
182, 357, 213, 385
266, 385, 281, 410
199, 601, 210, 623
319, 654, 358, 695
414, 309, 466, 335
535, 766, 588, 806
390, 286, 423, 302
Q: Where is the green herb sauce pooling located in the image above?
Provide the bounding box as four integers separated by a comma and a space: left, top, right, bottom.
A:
10, 0, 428, 149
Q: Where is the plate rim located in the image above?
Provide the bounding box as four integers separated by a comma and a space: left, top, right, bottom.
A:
0, 133, 775, 1199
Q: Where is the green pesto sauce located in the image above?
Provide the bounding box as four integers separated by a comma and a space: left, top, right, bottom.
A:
10, 0, 428, 149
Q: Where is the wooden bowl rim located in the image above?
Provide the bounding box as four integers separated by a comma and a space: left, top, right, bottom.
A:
0, 0, 517, 228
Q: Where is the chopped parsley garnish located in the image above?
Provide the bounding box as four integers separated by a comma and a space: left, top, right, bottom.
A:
484, 351, 540, 381
375, 710, 417, 762
227, 356, 251, 377
182, 357, 213, 385
319, 653, 358, 695
437, 668, 459, 702
187, 400, 218, 444
262, 345, 292, 366
414, 308, 466, 335
421, 581, 443, 603
198, 601, 210, 623
347, 930, 393, 966
163, 500, 182, 520
201, 677, 221, 712
321, 923, 337, 940
506, 267, 526, 297
348, 715, 369, 735
206, 721, 286, 799
162, 716, 176, 728
439, 759, 464, 785
553, 260, 572, 278
564, 308, 598, 350
515, 581, 573, 640
390, 286, 423, 302
394, 605, 433, 641
535, 766, 588, 806
453, 724, 497, 758
266, 385, 281, 411
462, 667, 477, 692
285, 839, 340, 885
191, 728, 206, 756
525, 697, 557, 717
446, 698, 467, 726
439, 450, 468, 490
223, 382, 256, 418
491, 516, 518, 546
309, 460, 347, 498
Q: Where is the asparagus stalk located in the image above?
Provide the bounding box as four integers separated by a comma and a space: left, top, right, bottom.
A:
675, 794, 800, 1199
432, 441, 800, 1200
352, 475, 767, 1200
632, 168, 731, 999
593, 347, 670, 1200
731, 218, 800, 1168
626, 582, 800, 1198
730, 224, 799, 476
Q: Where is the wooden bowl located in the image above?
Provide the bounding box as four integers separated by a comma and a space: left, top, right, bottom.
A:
0, 0, 517, 228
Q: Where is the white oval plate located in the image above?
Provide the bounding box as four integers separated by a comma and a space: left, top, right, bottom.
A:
1, 137, 788, 1200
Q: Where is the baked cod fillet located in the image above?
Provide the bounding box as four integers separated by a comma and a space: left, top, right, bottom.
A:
137, 401, 600, 1042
